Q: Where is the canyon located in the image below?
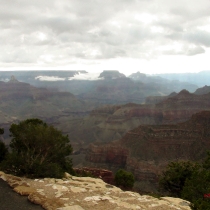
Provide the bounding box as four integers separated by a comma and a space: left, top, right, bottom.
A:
1, 71, 210, 193
85, 111, 210, 192
70, 88, 210, 150
1, 76, 210, 151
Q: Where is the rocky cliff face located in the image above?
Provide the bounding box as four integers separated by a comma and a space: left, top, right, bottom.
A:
85, 111, 210, 189
71, 90, 210, 149
86, 144, 129, 167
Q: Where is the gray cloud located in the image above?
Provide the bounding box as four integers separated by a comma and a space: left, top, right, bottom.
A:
184, 31, 210, 47
0, 0, 210, 67
186, 46, 205, 56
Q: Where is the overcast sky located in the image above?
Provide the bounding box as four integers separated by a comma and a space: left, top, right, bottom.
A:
0, 0, 210, 74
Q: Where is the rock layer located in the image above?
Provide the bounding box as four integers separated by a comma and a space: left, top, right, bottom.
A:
86, 111, 210, 187
71, 90, 210, 150
73, 167, 115, 184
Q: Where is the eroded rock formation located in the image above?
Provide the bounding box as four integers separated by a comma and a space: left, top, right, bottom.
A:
73, 167, 115, 185
71, 90, 210, 149
86, 111, 210, 187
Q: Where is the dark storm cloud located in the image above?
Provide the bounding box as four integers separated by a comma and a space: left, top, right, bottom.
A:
0, 0, 210, 66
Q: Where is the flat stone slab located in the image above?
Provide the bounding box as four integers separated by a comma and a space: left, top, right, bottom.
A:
57, 205, 85, 210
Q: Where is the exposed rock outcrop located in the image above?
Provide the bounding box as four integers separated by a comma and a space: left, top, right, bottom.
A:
0, 171, 191, 210
73, 167, 115, 185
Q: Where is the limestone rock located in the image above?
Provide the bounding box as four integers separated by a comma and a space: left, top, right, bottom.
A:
57, 205, 85, 210
161, 197, 191, 209
0, 171, 191, 210
64, 172, 72, 179
9, 180, 30, 188
13, 186, 36, 196
0, 171, 7, 181
0, 171, 5, 176
28, 192, 64, 210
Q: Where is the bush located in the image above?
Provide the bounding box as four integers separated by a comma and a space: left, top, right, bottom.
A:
0, 118, 74, 178
115, 169, 135, 189
182, 169, 210, 210
181, 153, 210, 209
0, 128, 4, 135
159, 153, 210, 209
0, 141, 8, 163
159, 161, 199, 197
0, 128, 8, 163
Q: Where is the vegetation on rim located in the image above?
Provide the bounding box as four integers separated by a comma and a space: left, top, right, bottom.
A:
0, 118, 74, 178
159, 152, 210, 209
115, 169, 135, 190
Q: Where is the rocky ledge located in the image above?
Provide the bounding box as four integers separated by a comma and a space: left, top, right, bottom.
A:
0, 171, 191, 210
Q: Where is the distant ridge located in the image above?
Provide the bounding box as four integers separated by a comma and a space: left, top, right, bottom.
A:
194, 85, 210, 95
99, 70, 126, 79
157, 70, 210, 87
0, 70, 198, 106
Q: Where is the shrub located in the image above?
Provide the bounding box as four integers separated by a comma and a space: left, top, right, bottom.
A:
181, 152, 210, 210
0, 141, 8, 163
115, 169, 135, 189
159, 161, 199, 197
0, 128, 8, 163
1, 118, 74, 178
159, 153, 210, 209
182, 169, 210, 210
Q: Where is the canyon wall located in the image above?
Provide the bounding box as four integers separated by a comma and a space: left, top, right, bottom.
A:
71, 90, 210, 150
85, 111, 210, 189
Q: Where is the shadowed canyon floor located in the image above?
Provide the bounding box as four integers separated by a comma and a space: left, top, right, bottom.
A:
0, 171, 191, 210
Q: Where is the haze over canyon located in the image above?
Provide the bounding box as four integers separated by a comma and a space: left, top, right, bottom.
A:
1, 70, 210, 192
